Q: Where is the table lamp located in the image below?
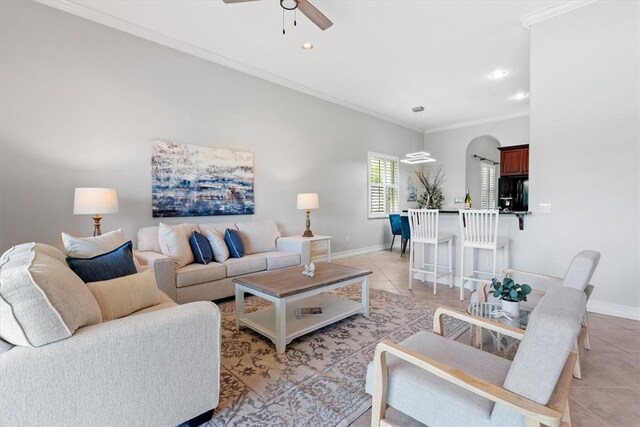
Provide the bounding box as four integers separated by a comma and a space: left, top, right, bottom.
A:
73, 188, 119, 236
297, 193, 319, 237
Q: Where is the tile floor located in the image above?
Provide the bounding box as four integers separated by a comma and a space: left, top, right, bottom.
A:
335, 249, 640, 427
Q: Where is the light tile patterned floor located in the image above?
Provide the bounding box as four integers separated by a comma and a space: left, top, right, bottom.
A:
336, 249, 640, 427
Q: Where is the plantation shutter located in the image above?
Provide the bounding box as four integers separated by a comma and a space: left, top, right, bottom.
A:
368, 152, 399, 218
481, 162, 497, 209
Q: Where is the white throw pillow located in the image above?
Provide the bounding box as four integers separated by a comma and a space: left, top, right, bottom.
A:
0, 244, 102, 347
158, 223, 199, 267
205, 229, 230, 262
61, 228, 142, 271
87, 270, 161, 322
236, 220, 281, 254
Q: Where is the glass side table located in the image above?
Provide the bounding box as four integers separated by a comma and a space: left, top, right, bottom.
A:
466, 302, 532, 359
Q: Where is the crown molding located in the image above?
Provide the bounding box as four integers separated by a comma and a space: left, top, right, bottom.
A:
424, 111, 530, 135
521, 0, 598, 29
36, 0, 423, 133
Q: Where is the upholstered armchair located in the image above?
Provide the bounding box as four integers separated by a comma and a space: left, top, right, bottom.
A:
366, 286, 588, 427
476, 250, 600, 378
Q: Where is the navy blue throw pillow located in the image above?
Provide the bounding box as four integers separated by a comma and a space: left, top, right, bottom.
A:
66, 240, 137, 283
189, 231, 213, 265
225, 228, 245, 258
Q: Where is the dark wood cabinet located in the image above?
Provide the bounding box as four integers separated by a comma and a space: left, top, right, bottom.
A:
498, 144, 529, 176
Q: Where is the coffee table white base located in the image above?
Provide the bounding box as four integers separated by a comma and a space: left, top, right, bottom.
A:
235, 276, 369, 353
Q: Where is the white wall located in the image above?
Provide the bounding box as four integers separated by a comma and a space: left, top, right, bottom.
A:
424, 1, 640, 319
528, 0, 639, 317
0, 1, 422, 254
424, 115, 530, 208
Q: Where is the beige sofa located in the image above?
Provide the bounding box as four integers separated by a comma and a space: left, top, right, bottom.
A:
135, 220, 311, 304
0, 242, 221, 426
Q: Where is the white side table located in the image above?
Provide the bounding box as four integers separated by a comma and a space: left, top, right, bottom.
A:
279, 235, 333, 262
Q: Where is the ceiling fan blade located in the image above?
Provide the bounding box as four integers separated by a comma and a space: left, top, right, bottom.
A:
297, 0, 333, 31
221, 0, 260, 3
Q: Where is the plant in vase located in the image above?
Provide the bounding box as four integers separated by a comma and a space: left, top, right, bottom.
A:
490, 277, 532, 318
415, 165, 446, 209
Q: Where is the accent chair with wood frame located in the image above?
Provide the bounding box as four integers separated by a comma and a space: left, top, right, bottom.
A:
476, 250, 600, 379
366, 286, 587, 427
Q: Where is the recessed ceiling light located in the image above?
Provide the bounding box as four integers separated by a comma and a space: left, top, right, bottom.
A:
489, 69, 509, 79
511, 92, 530, 100
302, 43, 314, 50
411, 106, 425, 113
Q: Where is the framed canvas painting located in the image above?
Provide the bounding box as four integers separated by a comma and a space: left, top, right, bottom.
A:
152, 140, 254, 217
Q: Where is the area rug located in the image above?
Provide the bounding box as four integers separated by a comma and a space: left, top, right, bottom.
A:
204, 286, 468, 427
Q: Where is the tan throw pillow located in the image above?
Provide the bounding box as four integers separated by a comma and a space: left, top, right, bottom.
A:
204, 229, 230, 262
137, 226, 161, 252
61, 228, 142, 271
236, 220, 281, 254
0, 244, 102, 347
87, 270, 161, 322
158, 223, 199, 267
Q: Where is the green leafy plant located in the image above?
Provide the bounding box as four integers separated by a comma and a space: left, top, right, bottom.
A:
490, 277, 532, 302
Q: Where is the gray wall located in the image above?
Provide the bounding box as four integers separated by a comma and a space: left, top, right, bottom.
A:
528, 0, 639, 315
0, 1, 422, 253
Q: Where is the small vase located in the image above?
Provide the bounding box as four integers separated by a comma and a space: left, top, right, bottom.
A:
501, 300, 520, 318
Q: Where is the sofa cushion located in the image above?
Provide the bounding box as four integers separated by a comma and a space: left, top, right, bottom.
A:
224, 254, 267, 277
63, 228, 142, 271
158, 223, 199, 267
137, 226, 161, 253
198, 222, 237, 236
87, 270, 161, 322
130, 301, 178, 316
263, 251, 301, 270
236, 220, 281, 255
365, 331, 511, 427
225, 228, 245, 258
0, 244, 101, 347
205, 229, 229, 263
189, 231, 213, 265
176, 262, 226, 288
66, 241, 138, 283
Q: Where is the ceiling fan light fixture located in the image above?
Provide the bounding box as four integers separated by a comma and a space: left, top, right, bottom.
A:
302, 42, 314, 50
280, 0, 298, 11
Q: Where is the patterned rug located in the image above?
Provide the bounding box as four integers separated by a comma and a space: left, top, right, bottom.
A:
204, 286, 468, 427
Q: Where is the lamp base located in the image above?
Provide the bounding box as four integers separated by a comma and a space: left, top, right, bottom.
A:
92, 214, 103, 236
302, 229, 314, 238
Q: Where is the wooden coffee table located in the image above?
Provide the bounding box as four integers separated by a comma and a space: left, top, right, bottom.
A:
233, 262, 372, 353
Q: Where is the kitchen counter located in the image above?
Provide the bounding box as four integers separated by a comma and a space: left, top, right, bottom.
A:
403, 209, 532, 230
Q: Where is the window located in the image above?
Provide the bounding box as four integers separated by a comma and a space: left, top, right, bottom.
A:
481, 162, 497, 209
368, 152, 399, 218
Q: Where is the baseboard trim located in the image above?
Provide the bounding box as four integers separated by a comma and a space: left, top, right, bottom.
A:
587, 300, 640, 321
323, 244, 388, 261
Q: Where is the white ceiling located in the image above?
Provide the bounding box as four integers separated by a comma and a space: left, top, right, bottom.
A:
44, 0, 558, 132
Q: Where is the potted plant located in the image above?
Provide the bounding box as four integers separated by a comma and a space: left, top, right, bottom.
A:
415, 165, 445, 209
490, 277, 532, 317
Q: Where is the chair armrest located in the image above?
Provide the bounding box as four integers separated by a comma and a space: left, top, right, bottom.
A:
276, 237, 311, 265
372, 340, 564, 427
0, 302, 221, 426
433, 306, 524, 340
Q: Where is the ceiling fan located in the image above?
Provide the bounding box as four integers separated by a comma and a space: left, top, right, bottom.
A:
222, 0, 333, 33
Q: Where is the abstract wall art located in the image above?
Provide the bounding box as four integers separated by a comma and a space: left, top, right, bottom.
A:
151, 140, 254, 217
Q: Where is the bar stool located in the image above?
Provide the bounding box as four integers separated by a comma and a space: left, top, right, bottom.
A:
408, 209, 453, 295
458, 209, 510, 300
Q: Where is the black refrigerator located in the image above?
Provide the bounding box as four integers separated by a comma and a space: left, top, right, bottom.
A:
498, 177, 529, 211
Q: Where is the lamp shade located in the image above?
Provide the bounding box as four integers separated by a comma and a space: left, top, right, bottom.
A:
296, 193, 319, 210
73, 188, 119, 215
